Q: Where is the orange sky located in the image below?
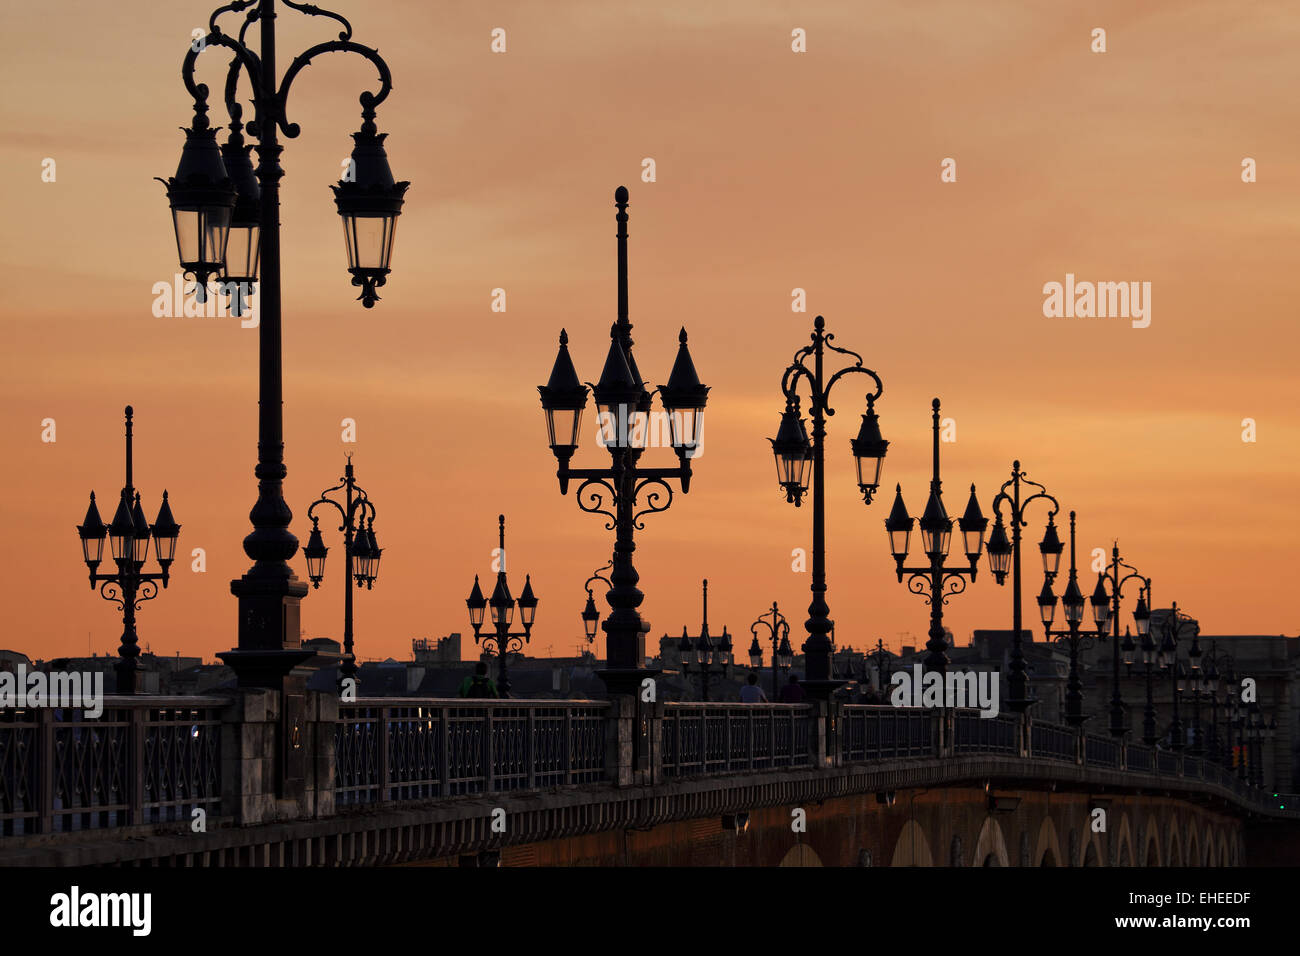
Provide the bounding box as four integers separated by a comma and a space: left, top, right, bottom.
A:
1, 1, 1297, 666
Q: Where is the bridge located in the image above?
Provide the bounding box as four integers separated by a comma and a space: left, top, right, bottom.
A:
1, 693, 1295, 867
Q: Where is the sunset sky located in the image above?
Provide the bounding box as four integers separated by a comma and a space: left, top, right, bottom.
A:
1, 0, 1297, 667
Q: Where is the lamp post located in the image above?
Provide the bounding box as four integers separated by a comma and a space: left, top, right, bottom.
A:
1136, 613, 1160, 745
1158, 601, 1198, 751
863, 638, 893, 703
748, 602, 793, 700
1037, 512, 1105, 727
985, 461, 1063, 711
76, 406, 181, 694
538, 188, 708, 697
1226, 678, 1246, 780
1200, 641, 1233, 763
885, 399, 985, 675
579, 557, 614, 645
302, 456, 381, 689
678, 580, 731, 701
1092, 544, 1151, 738
164, 1, 408, 688
465, 515, 537, 698
768, 315, 888, 698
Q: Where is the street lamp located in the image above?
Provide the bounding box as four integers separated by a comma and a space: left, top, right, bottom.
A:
1091, 543, 1151, 738
886, 399, 984, 675
863, 638, 893, 703
580, 557, 613, 644
749, 602, 793, 700
1200, 641, 1233, 763
1159, 600, 1198, 751
76, 406, 180, 694
769, 315, 887, 697
465, 515, 537, 697
987, 460, 1063, 711
1038, 512, 1104, 727
679, 580, 730, 701
166, 1, 409, 689
304, 456, 380, 689
538, 187, 708, 696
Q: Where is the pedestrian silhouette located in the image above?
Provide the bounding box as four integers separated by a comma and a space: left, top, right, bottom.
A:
458, 661, 499, 699
779, 674, 806, 703
740, 672, 768, 703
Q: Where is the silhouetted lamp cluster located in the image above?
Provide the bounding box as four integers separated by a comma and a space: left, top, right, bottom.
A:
770, 395, 887, 506
75, 407, 181, 694
159, 85, 407, 309
465, 515, 538, 696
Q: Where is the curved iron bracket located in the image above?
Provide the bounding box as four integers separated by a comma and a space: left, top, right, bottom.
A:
575, 477, 619, 530
632, 476, 674, 529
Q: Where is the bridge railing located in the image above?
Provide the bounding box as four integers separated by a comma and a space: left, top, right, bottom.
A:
950, 709, 1019, 756
661, 703, 811, 777
1084, 733, 1120, 769
1029, 720, 1078, 762
0, 697, 224, 837
841, 705, 936, 761
336, 699, 610, 805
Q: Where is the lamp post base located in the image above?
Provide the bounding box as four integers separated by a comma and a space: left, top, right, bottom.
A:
217, 648, 315, 691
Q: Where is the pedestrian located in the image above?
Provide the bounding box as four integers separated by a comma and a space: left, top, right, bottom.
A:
739, 672, 768, 703
458, 661, 499, 699
778, 674, 806, 703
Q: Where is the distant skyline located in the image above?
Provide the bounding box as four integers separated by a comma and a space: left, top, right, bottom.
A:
2, 1, 1298, 665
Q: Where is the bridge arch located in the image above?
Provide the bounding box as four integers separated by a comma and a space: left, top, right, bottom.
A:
1203, 825, 1216, 867
1186, 825, 1200, 868
1115, 814, 1135, 867
1035, 817, 1063, 867
779, 844, 823, 867
1218, 831, 1230, 867
1142, 822, 1162, 866
972, 817, 1010, 867
1167, 821, 1183, 867
1078, 827, 1104, 867
890, 820, 933, 867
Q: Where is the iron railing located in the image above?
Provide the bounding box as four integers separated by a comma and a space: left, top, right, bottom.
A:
0, 698, 223, 836
951, 709, 1019, 755
335, 699, 609, 805
1127, 743, 1154, 773
1084, 733, 1120, 769
1030, 720, 1077, 762
3, 693, 1289, 834
661, 703, 811, 777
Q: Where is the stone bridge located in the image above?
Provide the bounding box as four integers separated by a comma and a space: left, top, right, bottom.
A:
0, 694, 1295, 866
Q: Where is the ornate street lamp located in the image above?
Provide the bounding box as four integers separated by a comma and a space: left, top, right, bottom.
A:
1159, 600, 1198, 751
538, 187, 708, 696
165, 1, 409, 689
1200, 641, 1233, 763
769, 315, 887, 697
579, 557, 613, 644
304, 456, 380, 689
1038, 512, 1105, 727
987, 460, 1063, 711
465, 515, 537, 697
76, 407, 180, 694
749, 601, 792, 700
679, 580, 730, 700
1089, 543, 1151, 738
886, 399, 984, 675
